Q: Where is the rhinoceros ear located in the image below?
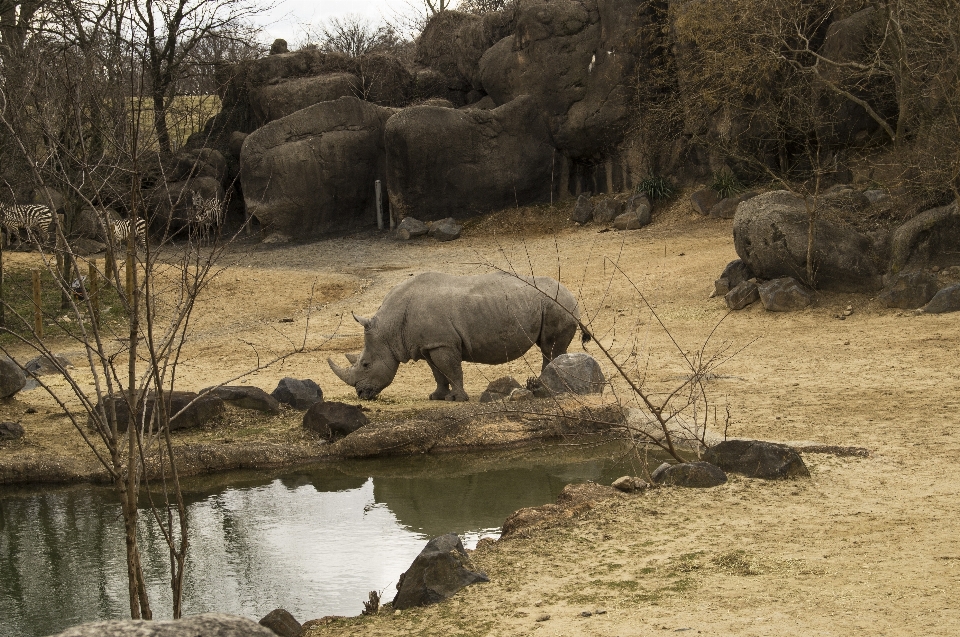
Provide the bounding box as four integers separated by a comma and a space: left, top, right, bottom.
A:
345, 352, 359, 365
353, 313, 372, 329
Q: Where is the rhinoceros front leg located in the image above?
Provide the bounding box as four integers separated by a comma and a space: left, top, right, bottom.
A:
425, 348, 468, 401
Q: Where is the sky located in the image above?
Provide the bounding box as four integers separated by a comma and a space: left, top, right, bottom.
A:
257, 0, 403, 44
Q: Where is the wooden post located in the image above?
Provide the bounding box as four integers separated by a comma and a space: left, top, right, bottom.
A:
57, 214, 72, 311
375, 180, 384, 230
88, 261, 99, 327
32, 269, 42, 338
105, 250, 115, 281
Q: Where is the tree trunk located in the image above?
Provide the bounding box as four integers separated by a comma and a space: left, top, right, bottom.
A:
153, 91, 172, 156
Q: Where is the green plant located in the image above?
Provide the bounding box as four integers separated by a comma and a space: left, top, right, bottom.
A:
636, 175, 676, 201
711, 170, 743, 198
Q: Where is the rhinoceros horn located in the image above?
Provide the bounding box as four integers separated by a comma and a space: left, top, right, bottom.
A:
353, 313, 371, 329
328, 356, 357, 386
345, 352, 359, 364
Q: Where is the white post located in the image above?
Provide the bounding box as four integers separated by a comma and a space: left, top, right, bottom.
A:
375, 180, 383, 230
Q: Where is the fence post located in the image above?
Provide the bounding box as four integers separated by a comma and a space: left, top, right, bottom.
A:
105, 250, 115, 282
32, 269, 42, 338
375, 180, 384, 231
89, 261, 100, 327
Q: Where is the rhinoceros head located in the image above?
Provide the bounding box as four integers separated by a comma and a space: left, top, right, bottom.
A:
327, 313, 400, 400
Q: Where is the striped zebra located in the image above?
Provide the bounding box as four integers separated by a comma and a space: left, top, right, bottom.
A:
191, 192, 223, 245
0, 202, 53, 248
111, 217, 148, 249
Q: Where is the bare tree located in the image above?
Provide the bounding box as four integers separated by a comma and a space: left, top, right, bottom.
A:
302, 13, 404, 58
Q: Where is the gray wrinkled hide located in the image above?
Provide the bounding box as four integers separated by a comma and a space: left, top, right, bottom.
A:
332, 272, 581, 401
46, 613, 279, 637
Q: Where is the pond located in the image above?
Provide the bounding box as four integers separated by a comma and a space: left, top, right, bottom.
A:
0, 441, 663, 637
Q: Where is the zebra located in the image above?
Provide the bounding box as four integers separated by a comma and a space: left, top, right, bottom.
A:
0, 202, 53, 248
191, 192, 223, 245
111, 217, 148, 250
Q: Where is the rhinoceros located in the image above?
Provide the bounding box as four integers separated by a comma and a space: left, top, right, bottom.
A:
328, 271, 586, 401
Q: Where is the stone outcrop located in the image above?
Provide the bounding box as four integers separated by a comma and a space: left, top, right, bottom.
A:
385, 96, 554, 221
538, 353, 605, 395
733, 191, 884, 292
240, 97, 395, 236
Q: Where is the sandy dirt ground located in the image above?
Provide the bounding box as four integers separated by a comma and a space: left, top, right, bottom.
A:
2, 196, 959, 635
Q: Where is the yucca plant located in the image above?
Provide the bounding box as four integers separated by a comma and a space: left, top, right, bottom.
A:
636, 175, 676, 201
711, 170, 744, 198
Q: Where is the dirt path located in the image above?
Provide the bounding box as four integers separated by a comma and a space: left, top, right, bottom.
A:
2, 198, 959, 635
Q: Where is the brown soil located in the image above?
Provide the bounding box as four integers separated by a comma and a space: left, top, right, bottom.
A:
2, 195, 960, 635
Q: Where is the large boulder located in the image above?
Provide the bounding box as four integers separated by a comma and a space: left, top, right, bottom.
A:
271, 377, 323, 409
477, 0, 641, 156
879, 270, 940, 309
416, 10, 517, 92
921, 284, 960, 314
650, 461, 727, 487
169, 148, 228, 184
384, 96, 555, 221
889, 200, 960, 274
302, 401, 369, 439
72, 207, 121, 241
393, 533, 489, 610
538, 353, 604, 395
25, 354, 73, 376
201, 386, 280, 413
0, 358, 26, 398
733, 191, 884, 292
258, 609, 301, 637
704, 440, 810, 479
47, 613, 278, 637
758, 277, 814, 312
571, 193, 594, 224
250, 73, 360, 123
240, 96, 395, 236
725, 279, 759, 310
89, 391, 225, 433
0, 421, 24, 440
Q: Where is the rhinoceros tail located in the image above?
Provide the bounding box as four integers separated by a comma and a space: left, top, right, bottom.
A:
580, 324, 593, 347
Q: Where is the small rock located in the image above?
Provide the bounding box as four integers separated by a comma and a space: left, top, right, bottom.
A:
613, 210, 648, 230
536, 614, 551, 622
572, 193, 594, 224
581, 611, 593, 617
302, 401, 369, 439
758, 277, 813, 312
863, 189, 886, 204
725, 280, 759, 310
397, 217, 428, 238
271, 377, 323, 410
259, 608, 301, 637
428, 217, 462, 241
720, 259, 753, 288
479, 376, 523, 403
88, 391, 225, 433
525, 377, 552, 399
262, 232, 290, 244
921, 283, 960, 314
24, 354, 73, 376
879, 270, 939, 309
538, 353, 605, 395
691, 187, 720, 215
593, 198, 624, 224
843, 309, 853, 316
270, 38, 289, 54
0, 421, 25, 441
713, 277, 730, 297
612, 476, 648, 493
651, 461, 727, 488
508, 388, 534, 401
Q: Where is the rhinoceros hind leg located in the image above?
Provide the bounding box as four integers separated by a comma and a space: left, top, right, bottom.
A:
426, 348, 468, 401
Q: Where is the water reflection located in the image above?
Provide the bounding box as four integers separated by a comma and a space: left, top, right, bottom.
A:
0, 442, 657, 637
